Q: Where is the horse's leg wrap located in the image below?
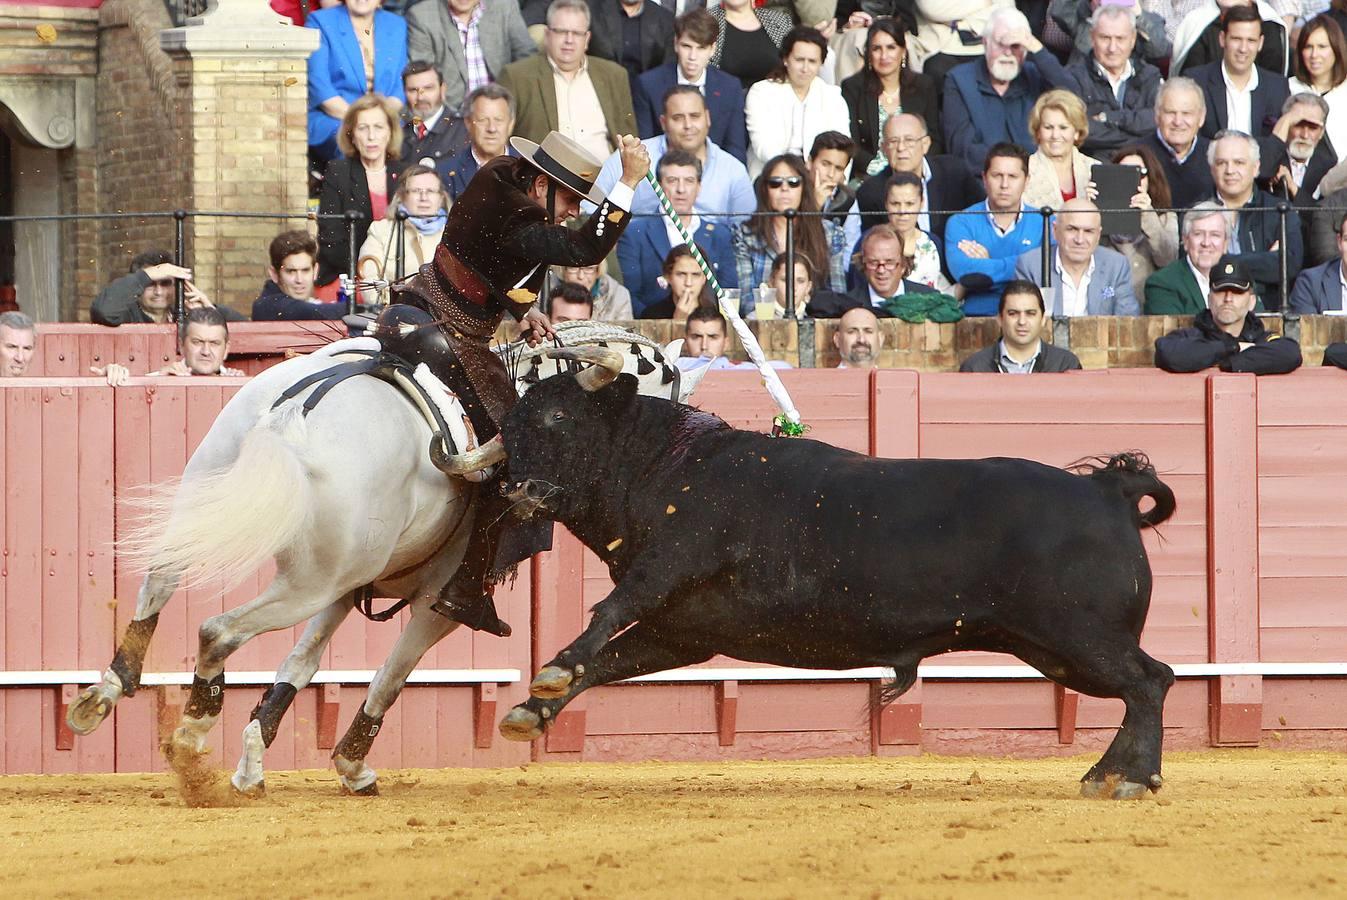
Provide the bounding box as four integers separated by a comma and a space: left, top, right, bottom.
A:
249, 682, 298, 748
332, 708, 384, 762
184, 672, 227, 720
108, 614, 160, 697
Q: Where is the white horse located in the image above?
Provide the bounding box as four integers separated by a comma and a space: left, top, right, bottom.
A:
67, 322, 702, 796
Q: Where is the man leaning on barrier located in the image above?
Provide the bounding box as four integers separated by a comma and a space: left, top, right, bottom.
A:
960, 280, 1083, 374
0, 311, 36, 377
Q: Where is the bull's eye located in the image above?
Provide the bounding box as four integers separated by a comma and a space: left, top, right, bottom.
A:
551, 409, 567, 423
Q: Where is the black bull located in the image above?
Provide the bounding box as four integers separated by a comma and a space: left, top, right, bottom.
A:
496, 372, 1178, 799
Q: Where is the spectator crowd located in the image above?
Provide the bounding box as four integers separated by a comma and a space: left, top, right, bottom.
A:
27, 0, 1347, 376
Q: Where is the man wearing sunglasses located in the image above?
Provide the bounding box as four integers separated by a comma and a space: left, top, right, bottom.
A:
91, 249, 246, 326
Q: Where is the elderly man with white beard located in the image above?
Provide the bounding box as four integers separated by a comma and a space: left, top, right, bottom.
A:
1267, 92, 1336, 208
942, 6, 1072, 172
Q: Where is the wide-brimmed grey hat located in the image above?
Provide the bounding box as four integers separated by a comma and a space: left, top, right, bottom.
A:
510, 132, 607, 205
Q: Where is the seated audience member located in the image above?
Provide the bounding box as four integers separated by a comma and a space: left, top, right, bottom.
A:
1154, 255, 1301, 374
357, 164, 449, 304
399, 62, 467, 171
592, 84, 755, 224
548, 281, 594, 321
833, 305, 883, 368
1289, 15, 1347, 163
439, 84, 517, 201
94, 307, 246, 383
733, 154, 849, 302
1105, 145, 1181, 299
1144, 201, 1238, 314
92, 249, 243, 325
0, 311, 36, 377
635, 9, 748, 163
1171, 0, 1288, 77
942, 7, 1071, 172
959, 280, 1084, 373
677, 305, 733, 369
617, 149, 737, 316
405, 0, 534, 143
758, 252, 841, 318
1024, 90, 1102, 211
496, 0, 635, 162
815, 224, 931, 318
585, 0, 674, 90
856, 113, 983, 243
553, 261, 633, 320
1057, 4, 1165, 158
1189, 5, 1290, 156
1289, 215, 1347, 313
1208, 129, 1302, 310
1143, 77, 1218, 209
709, 0, 793, 93
946, 143, 1044, 317
306, 0, 407, 163
906, 0, 1002, 88
841, 18, 941, 178
640, 244, 715, 320
253, 230, 346, 321
1050, 0, 1171, 69
1267, 93, 1336, 208
744, 27, 851, 178
883, 171, 950, 291
810, 132, 862, 253
317, 94, 404, 290
1014, 199, 1139, 316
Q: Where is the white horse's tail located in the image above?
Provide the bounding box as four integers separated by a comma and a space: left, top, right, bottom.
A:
119, 403, 314, 591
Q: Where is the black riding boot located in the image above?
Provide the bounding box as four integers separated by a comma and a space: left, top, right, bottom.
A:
430, 495, 512, 637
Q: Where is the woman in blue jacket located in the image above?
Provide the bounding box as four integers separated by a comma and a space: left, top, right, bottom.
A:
306, 0, 407, 162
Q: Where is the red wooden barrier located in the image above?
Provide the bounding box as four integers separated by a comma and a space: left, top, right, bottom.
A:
3, 367, 1347, 774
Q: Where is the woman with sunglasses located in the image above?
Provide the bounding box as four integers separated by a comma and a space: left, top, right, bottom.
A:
745, 26, 852, 178
733, 154, 848, 312
1106, 144, 1179, 300
1289, 14, 1347, 162
840, 18, 941, 179
356, 164, 450, 306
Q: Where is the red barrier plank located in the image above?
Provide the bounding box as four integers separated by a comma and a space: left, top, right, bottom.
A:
1257, 426, 1347, 475
1258, 526, 1347, 578
1256, 369, 1347, 425
1257, 474, 1347, 526
6, 388, 45, 772
919, 371, 1208, 425
918, 423, 1208, 474
871, 369, 918, 459
38, 332, 81, 377
693, 369, 872, 453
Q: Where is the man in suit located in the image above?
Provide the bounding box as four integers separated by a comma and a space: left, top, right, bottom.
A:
959, 281, 1083, 373
856, 113, 984, 244
807, 225, 928, 318
401, 62, 468, 170
1210, 129, 1302, 310
1013, 199, 1139, 316
406, 0, 535, 120
586, 0, 675, 90
634, 8, 747, 163
616, 149, 737, 315
438, 83, 517, 201
1289, 215, 1347, 314
497, 0, 637, 163
1188, 5, 1289, 158
1144, 201, 1236, 314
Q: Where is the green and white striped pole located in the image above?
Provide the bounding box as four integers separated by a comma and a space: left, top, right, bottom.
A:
644, 171, 804, 434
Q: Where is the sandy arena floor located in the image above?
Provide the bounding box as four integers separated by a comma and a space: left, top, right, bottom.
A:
2, 751, 1345, 899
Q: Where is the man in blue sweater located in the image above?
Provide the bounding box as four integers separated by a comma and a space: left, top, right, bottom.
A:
946, 143, 1044, 317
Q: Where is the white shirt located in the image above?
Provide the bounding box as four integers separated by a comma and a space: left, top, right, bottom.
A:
1338, 260, 1347, 312
1054, 251, 1096, 317
917, 158, 933, 235
663, 214, 700, 250
997, 339, 1041, 374
548, 56, 614, 163
1188, 258, 1211, 304
1222, 62, 1260, 135
868, 282, 904, 307
677, 68, 708, 92
1096, 58, 1135, 103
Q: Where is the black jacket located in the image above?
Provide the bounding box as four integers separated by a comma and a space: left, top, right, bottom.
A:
401, 111, 468, 169
91, 270, 247, 325
959, 341, 1083, 372
1154, 309, 1301, 374
805, 280, 928, 318
839, 69, 942, 176
586, 0, 673, 89
1226, 189, 1304, 311
251, 280, 348, 321
1060, 54, 1163, 158
1180, 17, 1288, 78
856, 155, 984, 239
317, 156, 402, 286
1324, 341, 1347, 369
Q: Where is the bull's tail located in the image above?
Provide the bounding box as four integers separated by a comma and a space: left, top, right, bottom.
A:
118, 403, 315, 591
1071, 452, 1176, 530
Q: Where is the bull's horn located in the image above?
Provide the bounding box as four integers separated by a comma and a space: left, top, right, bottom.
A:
545, 347, 625, 392
430, 433, 507, 476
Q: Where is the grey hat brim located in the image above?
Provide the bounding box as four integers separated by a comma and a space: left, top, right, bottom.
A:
510, 136, 608, 206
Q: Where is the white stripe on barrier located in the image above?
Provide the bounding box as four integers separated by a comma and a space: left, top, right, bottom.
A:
4, 662, 1347, 688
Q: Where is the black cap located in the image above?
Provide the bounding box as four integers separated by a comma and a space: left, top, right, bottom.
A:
1210, 255, 1253, 293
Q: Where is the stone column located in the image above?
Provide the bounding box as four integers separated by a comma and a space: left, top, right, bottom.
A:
160, 0, 319, 314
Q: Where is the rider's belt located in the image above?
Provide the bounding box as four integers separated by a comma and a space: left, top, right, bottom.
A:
434, 244, 488, 307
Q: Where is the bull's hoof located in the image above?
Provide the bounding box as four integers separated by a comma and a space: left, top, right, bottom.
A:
499, 706, 545, 742
530, 666, 574, 699
1080, 777, 1152, 800
67, 683, 118, 736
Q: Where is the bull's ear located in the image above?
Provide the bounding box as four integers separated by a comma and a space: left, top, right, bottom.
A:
599, 372, 640, 414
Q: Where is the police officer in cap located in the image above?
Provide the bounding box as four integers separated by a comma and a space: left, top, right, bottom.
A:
1154, 255, 1302, 375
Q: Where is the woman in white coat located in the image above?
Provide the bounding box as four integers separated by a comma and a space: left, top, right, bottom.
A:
356, 163, 449, 306
744, 26, 851, 179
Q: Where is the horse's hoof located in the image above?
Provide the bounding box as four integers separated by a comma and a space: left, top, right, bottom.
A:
530, 666, 573, 699
1110, 781, 1150, 800
67, 684, 116, 736
233, 779, 266, 799
499, 707, 544, 742
1080, 777, 1151, 800
340, 781, 380, 797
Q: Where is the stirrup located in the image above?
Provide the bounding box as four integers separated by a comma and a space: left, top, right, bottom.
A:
430, 594, 512, 638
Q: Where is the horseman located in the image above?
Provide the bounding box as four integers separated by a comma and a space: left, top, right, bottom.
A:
383, 131, 651, 637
